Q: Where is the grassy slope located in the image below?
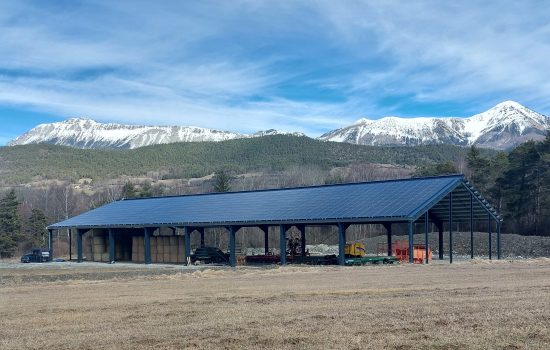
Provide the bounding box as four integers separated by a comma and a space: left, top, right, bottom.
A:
0, 135, 496, 184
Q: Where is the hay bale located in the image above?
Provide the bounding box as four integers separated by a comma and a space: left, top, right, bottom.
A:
169, 236, 178, 247
157, 242, 164, 255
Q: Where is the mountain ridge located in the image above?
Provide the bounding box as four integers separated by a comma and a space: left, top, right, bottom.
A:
320, 101, 550, 149
8, 101, 550, 150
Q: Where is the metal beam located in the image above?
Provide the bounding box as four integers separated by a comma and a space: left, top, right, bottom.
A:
229, 226, 237, 267
497, 221, 501, 260
199, 227, 205, 247
297, 224, 306, 258
449, 192, 453, 264
279, 224, 287, 265
259, 225, 269, 255
69, 229, 72, 261
48, 229, 53, 261
488, 214, 492, 260
408, 222, 414, 263
424, 211, 429, 264
383, 223, 392, 256
108, 228, 115, 263
77, 229, 84, 263
470, 193, 474, 259
143, 227, 152, 264
438, 224, 443, 260
184, 227, 191, 264
338, 223, 347, 266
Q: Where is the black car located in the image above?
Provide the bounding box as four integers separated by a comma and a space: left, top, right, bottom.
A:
20, 249, 50, 263
191, 247, 230, 264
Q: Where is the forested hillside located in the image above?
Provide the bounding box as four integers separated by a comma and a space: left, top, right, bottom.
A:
0, 135, 495, 185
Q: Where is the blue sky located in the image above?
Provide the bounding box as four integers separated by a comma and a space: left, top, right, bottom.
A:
1, 0, 550, 145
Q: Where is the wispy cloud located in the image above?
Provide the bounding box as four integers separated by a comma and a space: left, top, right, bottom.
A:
0, 0, 548, 138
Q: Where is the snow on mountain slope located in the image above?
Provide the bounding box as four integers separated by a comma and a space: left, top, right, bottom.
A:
8, 101, 549, 150
8, 118, 304, 149
320, 101, 550, 149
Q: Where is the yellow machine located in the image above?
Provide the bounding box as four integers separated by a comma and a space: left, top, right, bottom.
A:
345, 242, 366, 257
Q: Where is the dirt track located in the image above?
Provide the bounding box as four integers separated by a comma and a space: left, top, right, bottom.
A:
2, 259, 550, 349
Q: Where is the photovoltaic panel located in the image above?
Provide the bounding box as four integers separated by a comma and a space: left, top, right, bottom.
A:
49, 175, 465, 229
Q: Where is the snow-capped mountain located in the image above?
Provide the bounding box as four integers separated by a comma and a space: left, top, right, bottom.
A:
7, 101, 549, 150
320, 101, 550, 149
8, 118, 304, 149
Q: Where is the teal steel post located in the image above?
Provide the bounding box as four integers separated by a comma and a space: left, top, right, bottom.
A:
199, 227, 205, 248
184, 227, 191, 264
488, 214, 492, 260
338, 223, 347, 266
229, 226, 237, 267
143, 227, 151, 264
384, 223, 392, 256
279, 225, 287, 265
425, 211, 429, 264
438, 224, 443, 260
48, 229, 53, 261
497, 221, 501, 259
262, 226, 269, 255
449, 192, 453, 264
108, 228, 115, 263
408, 222, 414, 263
298, 225, 306, 258
77, 229, 84, 263
470, 193, 474, 259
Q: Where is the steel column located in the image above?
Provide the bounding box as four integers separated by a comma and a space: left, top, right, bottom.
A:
262, 226, 269, 255
108, 228, 115, 263
184, 227, 191, 264
384, 223, 392, 256
77, 229, 84, 263
497, 221, 501, 260
449, 192, 453, 264
48, 229, 53, 261
488, 214, 492, 260
279, 225, 287, 265
424, 211, 429, 264
438, 224, 443, 260
298, 225, 306, 258
229, 226, 237, 267
199, 227, 205, 248
69, 229, 72, 261
470, 193, 474, 259
338, 223, 347, 266
143, 227, 151, 264
408, 222, 414, 263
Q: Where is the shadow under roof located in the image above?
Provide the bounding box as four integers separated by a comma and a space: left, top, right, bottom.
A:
48, 174, 501, 229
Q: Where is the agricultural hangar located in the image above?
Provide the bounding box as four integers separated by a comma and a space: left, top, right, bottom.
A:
47, 174, 502, 266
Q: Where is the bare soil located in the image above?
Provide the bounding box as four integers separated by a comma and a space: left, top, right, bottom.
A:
1, 260, 550, 349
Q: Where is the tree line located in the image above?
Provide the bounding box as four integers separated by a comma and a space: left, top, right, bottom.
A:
416, 132, 550, 236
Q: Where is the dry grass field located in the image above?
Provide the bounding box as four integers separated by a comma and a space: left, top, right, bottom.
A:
1, 260, 550, 349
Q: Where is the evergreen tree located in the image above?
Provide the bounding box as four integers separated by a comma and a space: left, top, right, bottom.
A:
467, 145, 491, 191
499, 141, 542, 234
0, 190, 22, 258
413, 161, 457, 177
140, 182, 153, 197
25, 208, 48, 249
213, 170, 231, 192
121, 182, 137, 199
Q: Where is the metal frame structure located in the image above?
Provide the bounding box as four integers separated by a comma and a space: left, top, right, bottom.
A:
47, 175, 502, 267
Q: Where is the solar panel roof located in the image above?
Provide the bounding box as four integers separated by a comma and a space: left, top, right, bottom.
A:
49, 174, 499, 229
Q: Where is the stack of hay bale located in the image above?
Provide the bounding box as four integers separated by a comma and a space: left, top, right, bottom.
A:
83, 231, 109, 262
131, 235, 185, 263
